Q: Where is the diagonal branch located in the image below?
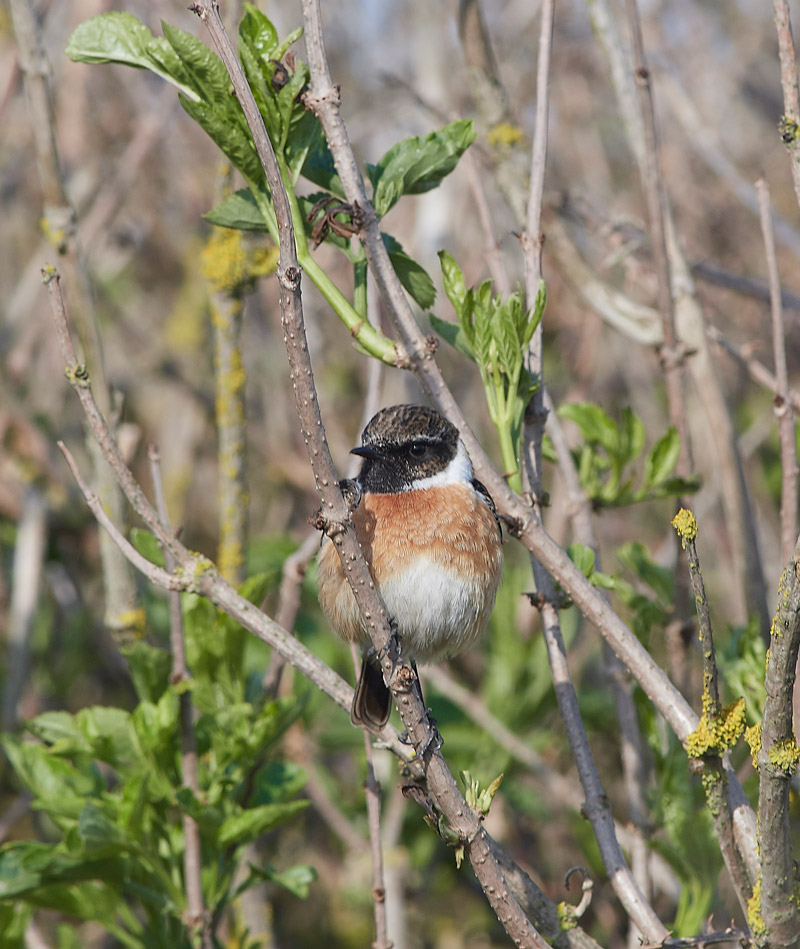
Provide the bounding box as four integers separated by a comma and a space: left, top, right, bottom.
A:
190, 5, 549, 946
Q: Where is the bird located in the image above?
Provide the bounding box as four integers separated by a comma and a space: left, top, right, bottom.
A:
317, 404, 504, 730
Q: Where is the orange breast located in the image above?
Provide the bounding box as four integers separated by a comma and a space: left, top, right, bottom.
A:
317, 485, 503, 662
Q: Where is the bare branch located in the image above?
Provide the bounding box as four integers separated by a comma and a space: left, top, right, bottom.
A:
362, 721, 391, 949
755, 177, 798, 565
623, 0, 692, 479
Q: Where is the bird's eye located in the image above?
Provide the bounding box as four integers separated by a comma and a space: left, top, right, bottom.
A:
409, 442, 427, 457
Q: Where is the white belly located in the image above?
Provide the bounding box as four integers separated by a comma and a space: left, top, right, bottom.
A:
378, 557, 492, 663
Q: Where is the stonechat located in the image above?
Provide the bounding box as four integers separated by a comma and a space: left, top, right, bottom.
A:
317, 404, 504, 729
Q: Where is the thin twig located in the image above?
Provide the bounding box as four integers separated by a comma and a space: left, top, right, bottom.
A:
708, 325, 800, 414
671, 511, 753, 917
544, 392, 656, 947
535, 598, 669, 943
692, 259, 800, 312
755, 177, 798, 565
520, 0, 555, 502
148, 446, 211, 949
9, 0, 137, 634
362, 721, 391, 949
752, 546, 800, 947
263, 531, 320, 696
623, 0, 691, 479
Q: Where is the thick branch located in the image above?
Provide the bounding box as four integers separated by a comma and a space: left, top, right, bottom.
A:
754, 551, 800, 948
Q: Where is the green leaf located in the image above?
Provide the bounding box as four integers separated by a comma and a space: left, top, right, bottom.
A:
161, 22, 231, 111
218, 800, 308, 847
204, 188, 271, 232
251, 761, 307, 806
429, 315, 474, 360
559, 403, 618, 451
369, 119, 476, 217
382, 234, 436, 309
438, 250, 471, 330
129, 528, 165, 568
122, 641, 171, 703
1, 737, 101, 804
76, 707, 142, 768
262, 862, 316, 898
567, 542, 596, 578
180, 94, 263, 185
643, 427, 680, 488
65, 13, 200, 100
238, 3, 279, 62
291, 118, 343, 195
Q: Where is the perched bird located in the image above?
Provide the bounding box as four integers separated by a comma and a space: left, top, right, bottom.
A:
317, 404, 503, 729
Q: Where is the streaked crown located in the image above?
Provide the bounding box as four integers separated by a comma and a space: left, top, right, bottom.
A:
352, 404, 470, 493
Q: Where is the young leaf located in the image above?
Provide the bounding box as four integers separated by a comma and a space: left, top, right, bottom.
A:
369, 119, 476, 217
567, 542, 596, 578
129, 528, 165, 568
204, 189, 271, 232
161, 22, 231, 111
217, 800, 308, 846
382, 234, 436, 309
559, 402, 618, 451
643, 427, 680, 488
429, 315, 474, 360
65, 12, 200, 101
238, 2, 279, 62
180, 95, 263, 185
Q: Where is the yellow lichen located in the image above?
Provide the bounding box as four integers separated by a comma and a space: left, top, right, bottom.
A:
671, 507, 697, 547
685, 696, 746, 758
768, 738, 800, 775
748, 876, 767, 939
108, 607, 147, 639
487, 122, 526, 149
557, 901, 578, 931
745, 722, 762, 769
201, 227, 278, 295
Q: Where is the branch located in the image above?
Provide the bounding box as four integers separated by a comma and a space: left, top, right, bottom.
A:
755, 177, 798, 565
623, 0, 692, 479
752, 549, 800, 947
671, 510, 753, 918
148, 446, 211, 949
772, 0, 800, 212
192, 5, 549, 945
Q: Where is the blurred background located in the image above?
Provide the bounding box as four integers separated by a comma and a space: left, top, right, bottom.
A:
1, 0, 797, 945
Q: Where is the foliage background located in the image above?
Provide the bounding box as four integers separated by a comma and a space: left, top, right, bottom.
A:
0, 0, 797, 946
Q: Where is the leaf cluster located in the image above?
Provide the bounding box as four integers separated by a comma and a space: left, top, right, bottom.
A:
0, 576, 313, 949
558, 403, 700, 509
66, 8, 475, 321
432, 252, 546, 490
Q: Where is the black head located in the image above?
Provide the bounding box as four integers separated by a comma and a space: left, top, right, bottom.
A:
351, 404, 467, 493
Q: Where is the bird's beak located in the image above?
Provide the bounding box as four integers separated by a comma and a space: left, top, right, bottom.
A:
350, 444, 381, 460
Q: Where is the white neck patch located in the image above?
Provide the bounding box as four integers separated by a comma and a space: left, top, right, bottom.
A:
406, 439, 473, 491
